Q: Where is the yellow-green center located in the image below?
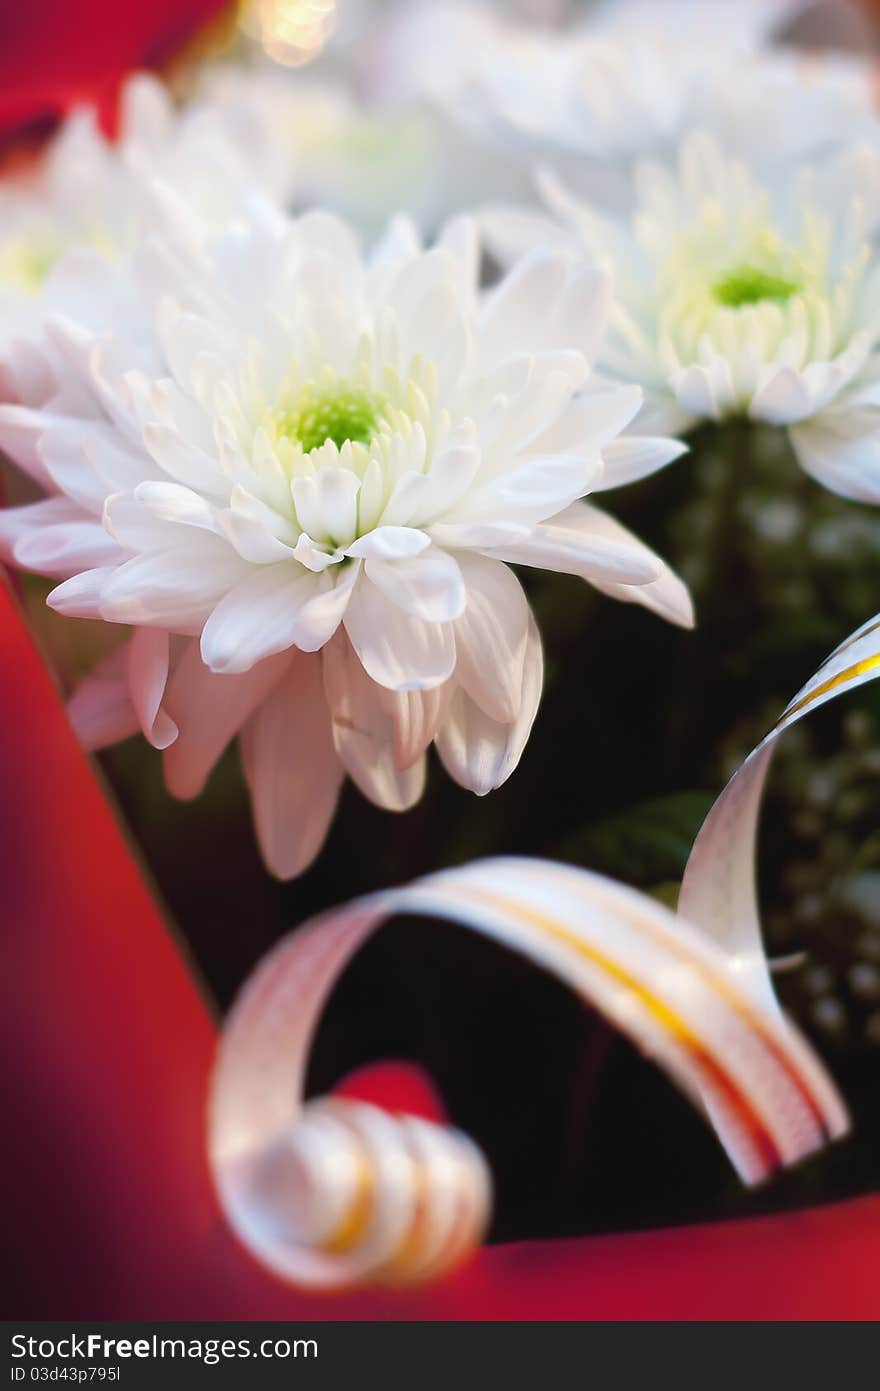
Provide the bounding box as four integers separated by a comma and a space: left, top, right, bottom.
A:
712, 265, 800, 308
277, 381, 388, 453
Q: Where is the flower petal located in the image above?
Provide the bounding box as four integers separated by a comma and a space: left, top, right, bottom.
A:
99, 537, 249, 631
482, 509, 660, 585
200, 565, 331, 674
127, 626, 178, 750
364, 547, 466, 623
0, 405, 65, 488
293, 469, 361, 548
453, 553, 529, 724
345, 526, 430, 560
241, 653, 343, 879
47, 567, 117, 620
597, 434, 688, 490
565, 502, 694, 628
436, 613, 543, 795
323, 633, 427, 810
163, 641, 292, 799
66, 643, 139, 750
791, 413, 880, 504
343, 575, 456, 691
15, 520, 120, 580
449, 452, 603, 528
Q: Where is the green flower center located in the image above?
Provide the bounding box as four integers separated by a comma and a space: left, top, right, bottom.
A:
277, 381, 388, 453
712, 265, 800, 308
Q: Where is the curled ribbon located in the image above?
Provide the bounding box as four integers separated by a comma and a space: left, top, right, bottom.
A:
209, 620, 878, 1290
680, 613, 880, 1000
208, 616, 880, 1291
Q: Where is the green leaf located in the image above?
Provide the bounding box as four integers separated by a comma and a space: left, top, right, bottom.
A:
556, 791, 716, 887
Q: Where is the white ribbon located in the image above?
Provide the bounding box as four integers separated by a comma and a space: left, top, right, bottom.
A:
210, 614, 880, 1291
680, 612, 880, 1003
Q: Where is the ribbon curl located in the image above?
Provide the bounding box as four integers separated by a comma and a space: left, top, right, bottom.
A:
209, 614, 880, 1291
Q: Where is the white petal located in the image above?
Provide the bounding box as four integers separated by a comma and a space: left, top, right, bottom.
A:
449, 452, 603, 528
290, 560, 360, 651
345, 526, 430, 560
343, 575, 456, 691
39, 412, 151, 509
127, 626, 177, 750
377, 684, 449, 771
556, 263, 614, 366
217, 509, 294, 564
481, 367, 586, 465
322, 633, 427, 810
748, 366, 814, 424
479, 249, 571, 364
479, 205, 574, 268
436, 614, 543, 795
99, 538, 249, 631
291, 533, 344, 572
133, 480, 219, 532
47, 567, 116, 619
103, 492, 202, 552
228, 483, 298, 544
483, 513, 660, 585
0, 338, 55, 407
241, 653, 343, 880
526, 386, 643, 458
83, 430, 153, 496
566, 502, 694, 629
199, 565, 324, 674
453, 554, 530, 724
597, 434, 688, 490
365, 547, 466, 622
0, 405, 61, 488
13, 516, 119, 578
142, 422, 225, 497
163, 641, 292, 799
199, 561, 358, 673
790, 415, 880, 504
292, 469, 360, 547
67, 644, 139, 750
0, 498, 75, 564
428, 521, 530, 550
672, 362, 729, 421
385, 426, 482, 530
563, 385, 642, 451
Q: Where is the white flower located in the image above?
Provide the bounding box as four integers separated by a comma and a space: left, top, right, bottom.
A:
486, 134, 880, 502
0, 203, 690, 877
387, 1, 878, 213
197, 58, 530, 236
0, 74, 290, 406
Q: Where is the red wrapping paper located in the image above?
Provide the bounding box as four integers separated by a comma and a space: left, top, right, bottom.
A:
2, 573, 879, 1321
0, 0, 229, 140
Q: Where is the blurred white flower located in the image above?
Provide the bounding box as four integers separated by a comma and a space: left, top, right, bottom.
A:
0, 75, 291, 406
0, 204, 690, 877
383, 1, 878, 213
486, 134, 880, 502
196, 58, 531, 236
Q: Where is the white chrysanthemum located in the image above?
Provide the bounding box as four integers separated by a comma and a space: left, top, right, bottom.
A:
486, 135, 880, 502
0, 204, 690, 877
197, 59, 531, 236
0, 74, 290, 406
384, 1, 878, 212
